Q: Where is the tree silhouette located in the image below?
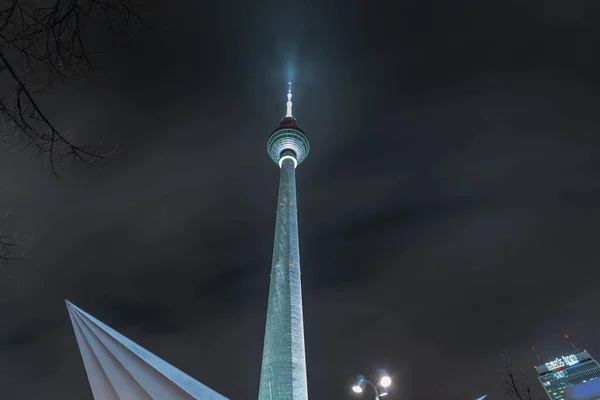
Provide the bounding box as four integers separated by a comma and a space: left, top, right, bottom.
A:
498, 352, 541, 400
0, 0, 144, 261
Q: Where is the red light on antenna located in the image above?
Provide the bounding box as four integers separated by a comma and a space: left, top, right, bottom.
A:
565, 334, 569, 338
532, 346, 535, 350
534, 365, 537, 368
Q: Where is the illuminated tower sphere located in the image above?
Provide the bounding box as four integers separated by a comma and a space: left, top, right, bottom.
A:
258, 83, 310, 400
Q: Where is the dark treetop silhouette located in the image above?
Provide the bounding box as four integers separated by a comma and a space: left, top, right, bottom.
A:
0, 0, 143, 261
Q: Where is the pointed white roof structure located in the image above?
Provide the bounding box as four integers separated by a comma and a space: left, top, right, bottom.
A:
66, 301, 229, 400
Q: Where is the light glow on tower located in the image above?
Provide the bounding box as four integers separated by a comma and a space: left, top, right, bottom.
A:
286, 81, 293, 118
279, 155, 298, 168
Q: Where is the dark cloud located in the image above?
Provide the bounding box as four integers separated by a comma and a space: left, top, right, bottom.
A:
1, 0, 599, 399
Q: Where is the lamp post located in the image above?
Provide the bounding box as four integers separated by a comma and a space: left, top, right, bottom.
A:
351, 369, 391, 399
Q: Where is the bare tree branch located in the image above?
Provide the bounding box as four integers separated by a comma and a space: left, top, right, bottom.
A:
0, 0, 145, 175
0, 0, 146, 262
497, 352, 541, 400
0, 210, 31, 263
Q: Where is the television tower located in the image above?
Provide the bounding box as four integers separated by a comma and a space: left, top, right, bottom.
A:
258, 82, 310, 400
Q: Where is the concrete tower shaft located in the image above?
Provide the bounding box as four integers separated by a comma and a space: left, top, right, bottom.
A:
259, 83, 309, 400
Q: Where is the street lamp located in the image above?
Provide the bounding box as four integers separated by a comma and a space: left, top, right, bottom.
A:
377, 369, 391, 388
351, 369, 392, 399
378, 385, 388, 396
352, 375, 367, 393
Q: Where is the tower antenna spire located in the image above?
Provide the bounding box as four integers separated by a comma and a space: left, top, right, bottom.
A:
532, 346, 542, 362
286, 81, 293, 118
565, 334, 581, 352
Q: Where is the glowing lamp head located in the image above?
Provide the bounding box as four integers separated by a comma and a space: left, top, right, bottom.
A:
377, 369, 391, 387
378, 384, 389, 396
352, 375, 367, 393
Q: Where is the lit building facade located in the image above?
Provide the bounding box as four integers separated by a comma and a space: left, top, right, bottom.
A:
258, 83, 310, 400
536, 351, 600, 400
566, 378, 600, 400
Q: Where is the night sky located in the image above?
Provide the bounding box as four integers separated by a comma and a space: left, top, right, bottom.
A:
1, 0, 600, 399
